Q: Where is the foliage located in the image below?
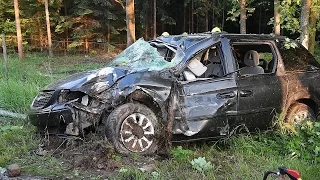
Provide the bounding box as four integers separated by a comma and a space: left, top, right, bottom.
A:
69, 0, 118, 41
0, 120, 37, 167
0, 54, 103, 113
227, 0, 256, 22
0, 0, 14, 33
1, 0, 320, 50
268, 0, 301, 34
281, 121, 320, 163
171, 146, 194, 161
190, 157, 213, 173
0, 125, 23, 132
284, 38, 299, 49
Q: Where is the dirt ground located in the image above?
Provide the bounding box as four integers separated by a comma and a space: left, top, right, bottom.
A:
33, 133, 160, 179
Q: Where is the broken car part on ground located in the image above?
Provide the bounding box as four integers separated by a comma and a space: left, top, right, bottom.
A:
28, 32, 320, 154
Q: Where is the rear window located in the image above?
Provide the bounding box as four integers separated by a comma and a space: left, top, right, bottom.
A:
277, 41, 320, 71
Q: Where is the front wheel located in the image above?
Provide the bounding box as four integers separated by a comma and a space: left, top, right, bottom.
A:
104, 103, 158, 155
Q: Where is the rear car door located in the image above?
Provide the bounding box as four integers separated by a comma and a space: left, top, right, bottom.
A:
234, 41, 282, 130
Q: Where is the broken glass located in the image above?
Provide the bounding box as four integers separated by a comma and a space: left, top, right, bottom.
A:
108, 38, 179, 72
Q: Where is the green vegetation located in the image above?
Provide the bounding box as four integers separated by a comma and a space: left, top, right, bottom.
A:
115, 129, 320, 179
0, 119, 37, 167
0, 54, 105, 113
0, 54, 320, 179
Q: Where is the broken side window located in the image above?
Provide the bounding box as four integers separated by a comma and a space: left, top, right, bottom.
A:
108, 38, 178, 72
182, 44, 224, 81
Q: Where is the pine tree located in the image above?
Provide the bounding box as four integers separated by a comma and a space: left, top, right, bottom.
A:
13, 0, 24, 60
126, 0, 135, 46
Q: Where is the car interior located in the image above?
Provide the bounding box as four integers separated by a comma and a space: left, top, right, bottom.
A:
183, 45, 224, 81
233, 43, 276, 75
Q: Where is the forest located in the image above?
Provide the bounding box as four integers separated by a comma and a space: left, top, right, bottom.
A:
1, 1, 320, 179
1, 0, 319, 60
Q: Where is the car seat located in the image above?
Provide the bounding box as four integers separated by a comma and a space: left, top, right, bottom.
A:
240, 50, 264, 75
204, 49, 223, 77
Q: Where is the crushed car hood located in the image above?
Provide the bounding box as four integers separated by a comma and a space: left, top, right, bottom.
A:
47, 67, 127, 92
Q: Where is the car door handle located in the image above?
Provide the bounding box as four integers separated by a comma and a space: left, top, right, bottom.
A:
239, 90, 253, 97
217, 91, 236, 99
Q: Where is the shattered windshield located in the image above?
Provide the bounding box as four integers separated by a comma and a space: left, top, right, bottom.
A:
108, 38, 179, 72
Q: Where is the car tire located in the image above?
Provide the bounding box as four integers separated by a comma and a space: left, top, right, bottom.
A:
104, 103, 158, 155
286, 103, 316, 125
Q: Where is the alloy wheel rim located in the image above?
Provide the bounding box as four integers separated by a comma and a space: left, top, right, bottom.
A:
292, 111, 312, 125
120, 113, 155, 152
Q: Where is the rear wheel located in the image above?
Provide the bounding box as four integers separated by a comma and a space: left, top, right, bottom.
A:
286, 103, 316, 126
104, 103, 158, 155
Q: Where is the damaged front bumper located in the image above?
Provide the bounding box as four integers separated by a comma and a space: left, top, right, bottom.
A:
28, 105, 73, 130
28, 88, 110, 135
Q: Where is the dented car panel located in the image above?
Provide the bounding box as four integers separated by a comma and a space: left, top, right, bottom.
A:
29, 33, 320, 144
173, 77, 238, 140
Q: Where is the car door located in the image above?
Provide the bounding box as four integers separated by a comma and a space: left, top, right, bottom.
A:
173, 41, 239, 140
176, 77, 238, 139
235, 42, 282, 131
236, 74, 282, 130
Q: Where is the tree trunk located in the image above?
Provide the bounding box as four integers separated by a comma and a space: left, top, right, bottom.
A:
37, 14, 44, 52
308, 0, 318, 54
300, 0, 311, 49
2, 34, 8, 79
191, 0, 194, 33
183, 2, 186, 32
85, 38, 89, 54
145, 17, 149, 40
188, 3, 191, 33
45, 0, 53, 57
126, 0, 135, 46
239, 0, 246, 34
258, 7, 261, 34
274, 0, 280, 35
222, 0, 225, 30
153, 0, 156, 38
64, 6, 68, 55
13, 0, 24, 60
196, 14, 199, 32
212, 1, 215, 28
205, 3, 208, 31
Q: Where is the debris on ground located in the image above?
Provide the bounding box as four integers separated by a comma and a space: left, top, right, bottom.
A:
34, 133, 159, 177
138, 164, 156, 173
7, 164, 21, 177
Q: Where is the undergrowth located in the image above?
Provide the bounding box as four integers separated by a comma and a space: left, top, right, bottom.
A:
0, 118, 38, 167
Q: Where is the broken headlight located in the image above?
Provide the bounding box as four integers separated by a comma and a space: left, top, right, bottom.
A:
58, 90, 89, 105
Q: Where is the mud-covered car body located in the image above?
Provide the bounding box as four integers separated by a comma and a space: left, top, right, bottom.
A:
29, 33, 320, 143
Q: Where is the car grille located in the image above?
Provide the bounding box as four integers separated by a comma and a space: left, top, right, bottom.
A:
32, 91, 54, 108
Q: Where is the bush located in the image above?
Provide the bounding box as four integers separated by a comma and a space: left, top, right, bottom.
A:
281, 121, 320, 163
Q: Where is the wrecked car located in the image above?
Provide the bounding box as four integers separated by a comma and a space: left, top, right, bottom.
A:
29, 33, 320, 155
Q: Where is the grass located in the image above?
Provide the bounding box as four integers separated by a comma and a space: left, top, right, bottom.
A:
0, 118, 38, 167
0, 53, 107, 176
115, 133, 320, 179
1, 53, 320, 179
0, 53, 106, 113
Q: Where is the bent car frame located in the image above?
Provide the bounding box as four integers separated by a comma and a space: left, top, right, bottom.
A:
29, 32, 320, 154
